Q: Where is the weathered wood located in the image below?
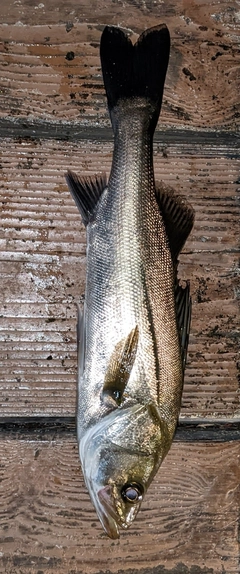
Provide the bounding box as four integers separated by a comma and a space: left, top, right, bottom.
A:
0, 137, 239, 418
0, 0, 239, 129
0, 437, 239, 574
0, 3, 239, 573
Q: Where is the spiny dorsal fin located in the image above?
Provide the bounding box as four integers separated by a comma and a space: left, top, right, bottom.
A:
100, 24, 170, 133
175, 280, 192, 371
155, 182, 195, 261
102, 326, 139, 408
65, 170, 107, 226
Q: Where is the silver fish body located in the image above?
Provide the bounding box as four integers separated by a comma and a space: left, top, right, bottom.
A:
66, 24, 194, 538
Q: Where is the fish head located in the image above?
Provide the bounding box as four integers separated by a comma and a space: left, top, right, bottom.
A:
79, 403, 172, 538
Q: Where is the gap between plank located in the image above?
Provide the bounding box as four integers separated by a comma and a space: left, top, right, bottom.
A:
0, 416, 239, 441
0, 118, 239, 150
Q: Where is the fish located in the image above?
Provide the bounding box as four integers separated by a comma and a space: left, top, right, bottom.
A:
65, 24, 194, 539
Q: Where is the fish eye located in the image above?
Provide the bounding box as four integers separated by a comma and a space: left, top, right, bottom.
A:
121, 482, 143, 503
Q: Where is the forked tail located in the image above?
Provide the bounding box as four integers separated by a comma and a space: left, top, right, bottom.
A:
100, 24, 170, 133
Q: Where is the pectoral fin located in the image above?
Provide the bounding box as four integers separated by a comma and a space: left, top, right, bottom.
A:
102, 326, 139, 407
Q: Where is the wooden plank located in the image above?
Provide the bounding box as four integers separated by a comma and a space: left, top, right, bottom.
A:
0, 0, 239, 129
0, 436, 239, 573
0, 137, 239, 418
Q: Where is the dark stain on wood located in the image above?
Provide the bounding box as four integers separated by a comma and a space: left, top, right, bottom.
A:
96, 566, 216, 574
0, 560, 217, 573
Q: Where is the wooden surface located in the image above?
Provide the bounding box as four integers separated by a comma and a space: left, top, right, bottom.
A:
0, 1, 239, 572
0, 1, 239, 129
0, 137, 239, 418
0, 433, 239, 574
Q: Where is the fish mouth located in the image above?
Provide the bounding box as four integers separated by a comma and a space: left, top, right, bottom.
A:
97, 484, 141, 539
97, 485, 120, 539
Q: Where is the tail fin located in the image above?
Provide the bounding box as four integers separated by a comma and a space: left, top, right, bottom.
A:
100, 24, 170, 130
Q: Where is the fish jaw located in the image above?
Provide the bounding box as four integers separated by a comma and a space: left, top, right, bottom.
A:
96, 485, 121, 539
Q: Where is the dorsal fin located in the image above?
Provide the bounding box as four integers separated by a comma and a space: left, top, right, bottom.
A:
175, 280, 192, 371
155, 182, 195, 261
65, 170, 107, 226
102, 326, 139, 408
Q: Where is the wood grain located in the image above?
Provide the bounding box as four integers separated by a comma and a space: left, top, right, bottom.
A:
0, 2, 239, 573
0, 0, 239, 129
0, 137, 239, 418
0, 436, 239, 574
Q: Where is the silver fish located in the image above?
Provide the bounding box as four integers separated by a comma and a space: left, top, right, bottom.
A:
65, 24, 194, 539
